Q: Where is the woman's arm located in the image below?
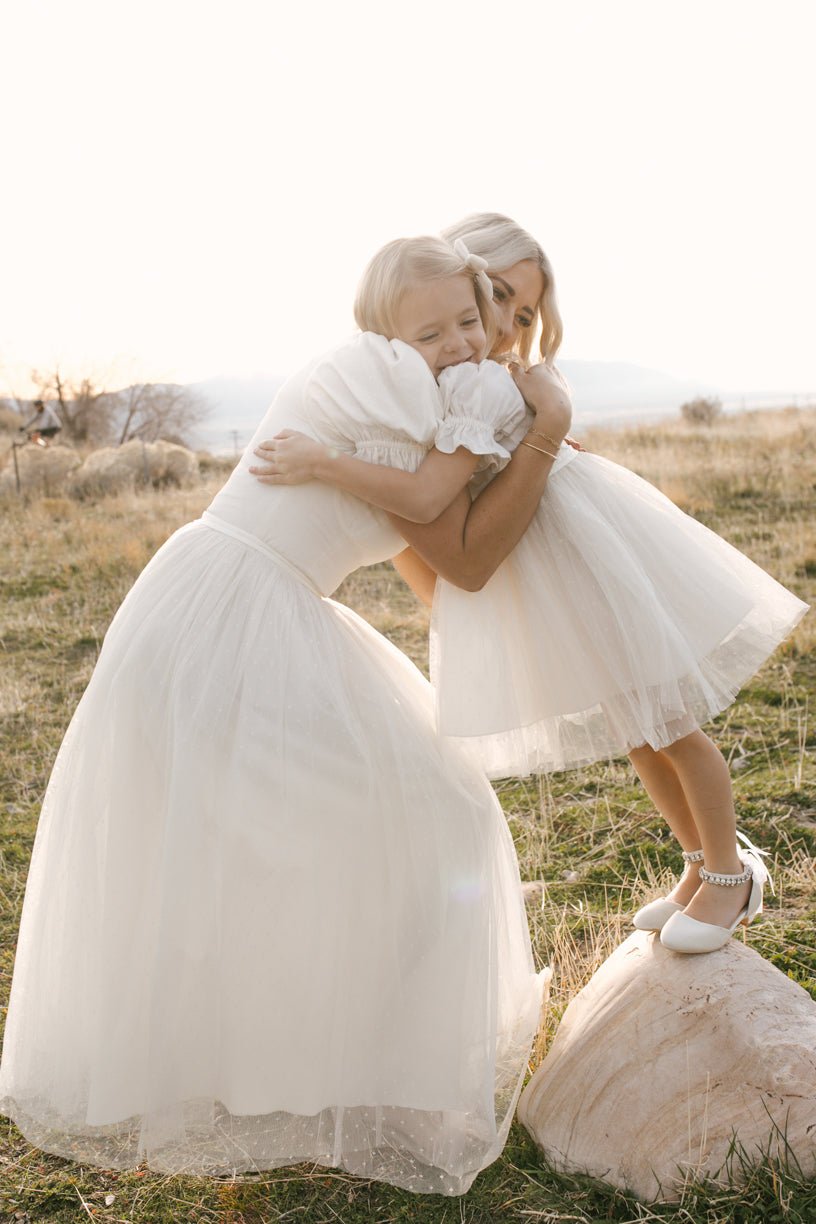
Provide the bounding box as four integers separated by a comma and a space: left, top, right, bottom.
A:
250, 432, 478, 524
389, 455, 551, 591
392, 547, 437, 607
390, 365, 572, 591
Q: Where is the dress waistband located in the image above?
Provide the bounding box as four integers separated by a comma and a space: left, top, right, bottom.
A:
199, 511, 322, 597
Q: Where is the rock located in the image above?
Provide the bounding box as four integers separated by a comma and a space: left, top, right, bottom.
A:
68, 443, 141, 497
0, 444, 81, 496
0, 438, 199, 499
68, 439, 199, 497
519, 929, 816, 1202
154, 439, 198, 486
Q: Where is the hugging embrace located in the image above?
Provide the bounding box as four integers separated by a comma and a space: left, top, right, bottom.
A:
0, 213, 807, 1196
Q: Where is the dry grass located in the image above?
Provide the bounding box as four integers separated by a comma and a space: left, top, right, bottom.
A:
0, 407, 814, 1222
584, 405, 814, 502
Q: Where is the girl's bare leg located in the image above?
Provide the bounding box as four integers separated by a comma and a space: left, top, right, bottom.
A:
660, 729, 751, 926
628, 744, 703, 907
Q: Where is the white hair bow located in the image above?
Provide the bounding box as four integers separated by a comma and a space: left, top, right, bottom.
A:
452, 238, 494, 303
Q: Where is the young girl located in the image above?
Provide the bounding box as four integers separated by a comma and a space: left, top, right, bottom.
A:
0, 237, 568, 1195
251, 228, 809, 957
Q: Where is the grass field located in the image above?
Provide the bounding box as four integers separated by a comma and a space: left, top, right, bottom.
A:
1, 409, 814, 1222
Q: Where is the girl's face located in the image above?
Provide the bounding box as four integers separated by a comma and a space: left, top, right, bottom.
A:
394, 274, 487, 379
488, 260, 544, 357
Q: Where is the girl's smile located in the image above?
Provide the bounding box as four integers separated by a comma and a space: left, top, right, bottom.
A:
394, 274, 488, 378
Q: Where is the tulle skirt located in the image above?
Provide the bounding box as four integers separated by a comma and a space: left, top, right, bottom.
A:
431, 452, 808, 778
0, 520, 545, 1195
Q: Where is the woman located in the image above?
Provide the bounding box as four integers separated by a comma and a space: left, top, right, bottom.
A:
0, 239, 570, 1196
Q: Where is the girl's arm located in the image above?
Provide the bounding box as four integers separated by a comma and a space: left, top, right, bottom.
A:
250, 433, 478, 524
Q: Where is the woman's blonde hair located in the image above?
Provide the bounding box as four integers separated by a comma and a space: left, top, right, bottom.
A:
441, 212, 563, 364
354, 235, 497, 352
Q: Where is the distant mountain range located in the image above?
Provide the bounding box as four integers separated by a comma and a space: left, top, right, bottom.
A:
557, 360, 722, 422
190, 363, 812, 453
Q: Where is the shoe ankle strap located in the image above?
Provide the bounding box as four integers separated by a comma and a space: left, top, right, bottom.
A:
682, 848, 704, 863
698, 864, 753, 887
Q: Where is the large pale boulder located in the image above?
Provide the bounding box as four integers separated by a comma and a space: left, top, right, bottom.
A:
68, 439, 199, 497
155, 439, 198, 485
68, 442, 143, 496
519, 929, 816, 1202
0, 444, 81, 496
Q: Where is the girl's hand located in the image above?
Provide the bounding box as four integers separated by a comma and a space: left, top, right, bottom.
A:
249, 431, 327, 484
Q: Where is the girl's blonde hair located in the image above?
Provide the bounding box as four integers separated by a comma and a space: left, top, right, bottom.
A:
441, 212, 563, 364
354, 235, 497, 352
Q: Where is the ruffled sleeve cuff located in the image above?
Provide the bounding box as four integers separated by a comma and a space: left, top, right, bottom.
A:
434, 416, 513, 472
436, 360, 527, 471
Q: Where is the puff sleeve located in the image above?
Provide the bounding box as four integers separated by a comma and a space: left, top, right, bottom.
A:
301, 333, 444, 472
436, 360, 529, 474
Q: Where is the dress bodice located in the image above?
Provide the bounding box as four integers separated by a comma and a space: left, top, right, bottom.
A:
205, 365, 415, 596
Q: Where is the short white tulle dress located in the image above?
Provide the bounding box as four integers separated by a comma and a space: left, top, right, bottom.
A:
0, 335, 547, 1195
430, 363, 809, 778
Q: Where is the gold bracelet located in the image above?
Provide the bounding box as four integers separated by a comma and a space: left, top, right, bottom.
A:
527, 429, 561, 450
519, 439, 558, 460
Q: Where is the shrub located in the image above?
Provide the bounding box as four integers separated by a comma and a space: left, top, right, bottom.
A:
681, 396, 723, 425
0, 401, 24, 433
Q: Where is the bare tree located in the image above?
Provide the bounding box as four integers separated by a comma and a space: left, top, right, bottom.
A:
31, 367, 114, 445
114, 382, 210, 446
26, 366, 210, 449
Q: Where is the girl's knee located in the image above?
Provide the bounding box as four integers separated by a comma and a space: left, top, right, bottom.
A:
662, 730, 706, 759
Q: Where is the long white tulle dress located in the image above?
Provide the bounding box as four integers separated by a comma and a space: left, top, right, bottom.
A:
0, 335, 546, 1195
430, 364, 809, 778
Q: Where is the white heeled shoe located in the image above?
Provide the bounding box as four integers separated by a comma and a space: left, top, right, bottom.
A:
660, 843, 770, 954
632, 848, 703, 931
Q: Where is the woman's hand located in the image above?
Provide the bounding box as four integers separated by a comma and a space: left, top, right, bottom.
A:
249, 431, 327, 484
510, 363, 573, 445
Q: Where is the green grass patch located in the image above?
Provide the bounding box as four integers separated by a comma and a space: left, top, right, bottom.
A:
1, 413, 814, 1219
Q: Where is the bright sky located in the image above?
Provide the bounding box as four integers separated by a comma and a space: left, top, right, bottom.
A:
2, 0, 815, 397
